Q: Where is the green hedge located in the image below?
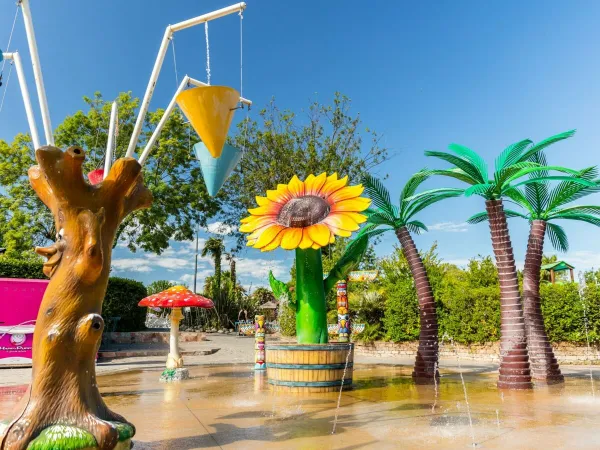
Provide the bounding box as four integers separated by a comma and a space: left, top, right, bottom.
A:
103, 277, 148, 332
0, 258, 44, 279
0, 259, 147, 332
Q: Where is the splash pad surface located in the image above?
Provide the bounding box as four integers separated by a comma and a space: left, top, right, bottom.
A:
2, 363, 599, 449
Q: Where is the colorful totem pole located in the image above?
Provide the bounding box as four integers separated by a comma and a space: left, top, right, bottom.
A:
254, 315, 266, 370
336, 279, 350, 343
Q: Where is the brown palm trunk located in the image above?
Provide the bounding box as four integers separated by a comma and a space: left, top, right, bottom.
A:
523, 220, 564, 384
1, 146, 152, 450
396, 226, 439, 383
485, 199, 532, 389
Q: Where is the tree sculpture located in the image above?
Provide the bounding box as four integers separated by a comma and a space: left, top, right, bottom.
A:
358, 173, 462, 382
1, 145, 152, 450
423, 130, 591, 389
469, 151, 599, 383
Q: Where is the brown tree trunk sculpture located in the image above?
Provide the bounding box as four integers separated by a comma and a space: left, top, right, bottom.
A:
485, 199, 533, 389
396, 226, 439, 383
522, 220, 564, 384
1, 146, 152, 450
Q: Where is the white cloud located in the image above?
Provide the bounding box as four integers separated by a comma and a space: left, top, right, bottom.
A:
111, 258, 153, 272
561, 251, 600, 273
427, 222, 469, 233
205, 222, 237, 235
236, 257, 289, 280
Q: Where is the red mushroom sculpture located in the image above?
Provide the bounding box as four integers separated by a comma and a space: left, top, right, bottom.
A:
139, 285, 213, 381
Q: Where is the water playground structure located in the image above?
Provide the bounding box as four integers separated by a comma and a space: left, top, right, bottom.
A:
0, 1, 252, 449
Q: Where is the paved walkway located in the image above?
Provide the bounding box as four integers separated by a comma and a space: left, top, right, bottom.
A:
1, 333, 599, 387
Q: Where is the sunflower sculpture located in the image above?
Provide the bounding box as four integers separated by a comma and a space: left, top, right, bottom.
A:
241, 173, 371, 344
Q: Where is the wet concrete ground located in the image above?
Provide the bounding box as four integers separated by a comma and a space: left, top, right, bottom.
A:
2, 362, 600, 449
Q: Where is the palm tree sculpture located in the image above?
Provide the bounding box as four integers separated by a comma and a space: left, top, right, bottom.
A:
468, 152, 599, 383
423, 130, 589, 389
202, 237, 225, 300
359, 173, 463, 383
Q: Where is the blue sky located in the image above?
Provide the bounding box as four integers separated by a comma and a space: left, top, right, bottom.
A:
2, 1, 600, 291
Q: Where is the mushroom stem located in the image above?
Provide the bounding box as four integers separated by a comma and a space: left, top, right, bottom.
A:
166, 307, 184, 369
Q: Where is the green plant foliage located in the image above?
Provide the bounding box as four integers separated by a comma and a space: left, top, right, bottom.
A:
26, 421, 133, 450
269, 270, 291, 304
278, 303, 297, 337
539, 282, 585, 342
323, 234, 369, 293
0, 257, 44, 279
102, 277, 148, 332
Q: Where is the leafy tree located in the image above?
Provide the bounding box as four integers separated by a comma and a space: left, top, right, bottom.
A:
225, 93, 389, 249
147, 280, 177, 295
423, 130, 586, 389
0, 92, 220, 256
358, 172, 462, 382
468, 151, 599, 383
201, 237, 225, 300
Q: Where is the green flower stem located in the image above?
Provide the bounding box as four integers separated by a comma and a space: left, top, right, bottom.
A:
295, 247, 328, 344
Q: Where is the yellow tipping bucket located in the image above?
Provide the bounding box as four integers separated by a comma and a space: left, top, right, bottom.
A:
176, 86, 240, 158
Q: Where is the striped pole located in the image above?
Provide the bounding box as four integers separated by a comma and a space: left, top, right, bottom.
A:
336, 280, 349, 343
254, 315, 266, 370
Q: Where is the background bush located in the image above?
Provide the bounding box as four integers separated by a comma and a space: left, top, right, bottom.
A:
100, 277, 148, 332
0, 258, 44, 279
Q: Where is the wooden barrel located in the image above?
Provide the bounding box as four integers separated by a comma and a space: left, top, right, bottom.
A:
266, 343, 354, 392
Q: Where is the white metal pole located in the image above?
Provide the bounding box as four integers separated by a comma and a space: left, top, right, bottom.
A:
3, 52, 41, 150
138, 76, 190, 166
19, 0, 54, 146
125, 2, 247, 158
188, 77, 252, 106
103, 101, 118, 178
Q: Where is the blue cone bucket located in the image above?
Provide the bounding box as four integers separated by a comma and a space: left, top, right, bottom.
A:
194, 142, 243, 197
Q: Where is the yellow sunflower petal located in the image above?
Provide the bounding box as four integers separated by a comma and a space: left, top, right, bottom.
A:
306, 223, 330, 247
239, 215, 278, 233
255, 196, 273, 207
311, 243, 321, 250
322, 175, 349, 197
339, 211, 368, 224
323, 213, 360, 232
306, 172, 327, 196
266, 184, 292, 204
248, 203, 282, 216
329, 232, 336, 243
241, 215, 254, 223
261, 230, 285, 252
328, 226, 352, 238
280, 228, 303, 250
288, 175, 305, 197
298, 229, 314, 249
246, 239, 257, 247
328, 184, 365, 204
254, 224, 285, 249
331, 197, 371, 212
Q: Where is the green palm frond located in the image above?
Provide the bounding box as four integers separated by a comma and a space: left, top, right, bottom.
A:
500, 166, 582, 190
467, 211, 489, 224
545, 222, 569, 253
364, 207, 397, 227
362, 174, 397, 218
464, 183, 494, 198
516, 130, 576, 164
424, 151, 486, 184
546, 173, 600, 212
555, 213, 600, 227
447, 143, 488, 180
403, 188, 464, 221
354, 223, 394, 240
510, 174, 597, 191
426, 168, 480, 185
399, 170, 429, 206
504, 187, 535, 213
522, 153, 549, 215
494, 161, 542, 187
494, 138, 533, 172
548, 205, 600, 219
405, 220, 428, 234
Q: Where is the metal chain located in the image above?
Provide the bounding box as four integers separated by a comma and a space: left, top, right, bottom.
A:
0, 61, 14, 115
171, 36, 179, 88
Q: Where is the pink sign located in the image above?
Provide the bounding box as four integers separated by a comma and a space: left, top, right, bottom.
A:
0, 278, 48, 366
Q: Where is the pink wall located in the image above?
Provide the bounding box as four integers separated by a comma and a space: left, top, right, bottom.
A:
0, 278, 48, 365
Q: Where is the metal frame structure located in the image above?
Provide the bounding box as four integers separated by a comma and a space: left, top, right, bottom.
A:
2, 51, 40, 150
125, 2, 249, 159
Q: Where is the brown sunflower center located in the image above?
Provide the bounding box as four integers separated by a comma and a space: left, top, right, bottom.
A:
277, 195, 330, 228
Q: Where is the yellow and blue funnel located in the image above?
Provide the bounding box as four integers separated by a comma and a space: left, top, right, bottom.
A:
176, 85, 240, 158
195, 142, 242, 197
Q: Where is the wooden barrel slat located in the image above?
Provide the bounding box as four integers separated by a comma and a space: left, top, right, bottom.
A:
266, 343, 353, 392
